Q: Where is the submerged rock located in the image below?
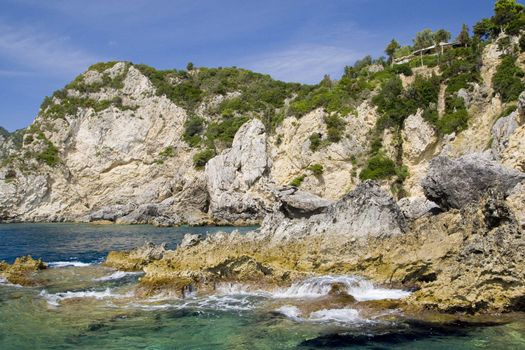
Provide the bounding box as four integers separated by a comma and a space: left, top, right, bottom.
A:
422, 154, 525, 209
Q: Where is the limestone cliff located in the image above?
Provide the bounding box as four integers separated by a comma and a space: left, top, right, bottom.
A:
1, 38, 525, 226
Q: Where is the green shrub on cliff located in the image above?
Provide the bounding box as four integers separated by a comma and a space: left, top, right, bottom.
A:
359, 153, 397, 181
307, 164, 324, 176
324, 114, 346, 142
437, 109, 470, 135
290, 174, 306, 187
193, 148, 215, 169
159, 146, 175, 158
183, 116, 204, 147
37, 141, 60, 167
493, 55, 525, 102
309, 133, 322, 151
205, 116, 249, 148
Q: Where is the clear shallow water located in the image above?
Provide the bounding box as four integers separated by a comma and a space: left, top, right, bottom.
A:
0, 224, 525, 349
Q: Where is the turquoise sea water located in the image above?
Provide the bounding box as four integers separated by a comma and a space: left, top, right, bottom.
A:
0, 223, 524, 349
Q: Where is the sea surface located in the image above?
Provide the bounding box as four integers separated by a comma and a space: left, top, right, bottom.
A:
0, 223, 524, 349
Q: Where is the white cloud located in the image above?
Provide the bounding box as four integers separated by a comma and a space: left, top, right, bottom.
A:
241, 44, 364, 84
0, 21, 100, 76
0, 69, 34, 77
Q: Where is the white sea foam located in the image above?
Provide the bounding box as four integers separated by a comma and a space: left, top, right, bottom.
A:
48, 261, 92, 268
0, 276, 23, 288
271, 275, 410, 301
127, 302, 178, 311
275, 305, 302, 321
93, 271, 143, 282
215, 282, 270, 297
39, 288, 133, 306
308, 308, 361, 323
275, 305, 362, 323
187, 295, 255, 311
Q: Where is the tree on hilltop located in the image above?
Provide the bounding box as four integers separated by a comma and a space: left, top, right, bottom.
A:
385, 39, 401, 65
456, 24, 471, 47
413, 29, 435, 50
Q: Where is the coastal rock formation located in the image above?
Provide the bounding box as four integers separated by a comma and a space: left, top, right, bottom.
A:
104, 242, 166, 271
262, 181, 407, 241
205, 119, 273, 224
422, 154, 525, 209
0, 41, 522, 225
397, 196, 441, 220
276, 186, 332, 218
104, 159, 525, 313
402, 110, 437, 163
0, 255, 47, 286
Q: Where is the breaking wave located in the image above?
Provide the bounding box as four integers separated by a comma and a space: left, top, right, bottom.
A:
48, 261, 93, 268
39, 288, 134, 306
272, 275, 410, 301
93, 271, 143, 282
275, 305, 362, 324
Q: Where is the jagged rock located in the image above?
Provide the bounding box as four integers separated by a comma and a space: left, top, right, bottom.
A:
402, 110, 437, 163
367, 64, 384, 73
501, 125, 525, 172
456, 88, 471, 107
116, 204, 158, 224
0, 255, 47, 286
206, 255, 274, 280
205, 119, 273, 223
263, 181, 407, 240
397, 197, 441, 220
422, 154, 525, 209
518, 90, 525, 118
492, 109, 520, 160
104, 242, 166, 271
88, 204, 135, 222
277, 186, 332, 218
179, 234, 203, 249
507, 183, 525, 228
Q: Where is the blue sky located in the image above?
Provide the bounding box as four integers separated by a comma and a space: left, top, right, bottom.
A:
0, 0, 498, 131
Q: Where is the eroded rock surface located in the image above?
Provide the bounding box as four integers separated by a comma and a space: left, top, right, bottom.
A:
104, 242, 166, 271
205, 119, 274, 224
422, 154, 525, 209
101, 161, 525, 314
0, 256, 47, 286
276, 186, 332, 218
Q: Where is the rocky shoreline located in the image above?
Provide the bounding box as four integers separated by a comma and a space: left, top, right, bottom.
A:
99, 153, 525, 314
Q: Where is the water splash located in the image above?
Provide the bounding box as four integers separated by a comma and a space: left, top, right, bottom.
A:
39, 288, 134, 306
272, 275, 410, 301
48, 261, 93, 268
93, 271, 143, 282
275, 305, 362, 324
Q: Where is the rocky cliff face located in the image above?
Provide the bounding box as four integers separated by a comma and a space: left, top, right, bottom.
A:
1, 40, 525, 227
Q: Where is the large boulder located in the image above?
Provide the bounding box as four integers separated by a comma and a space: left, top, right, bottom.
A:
276, 186, 332, 218
397, 196, 441, 220
264, 181, 407, 240
422, 154, 525, 209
